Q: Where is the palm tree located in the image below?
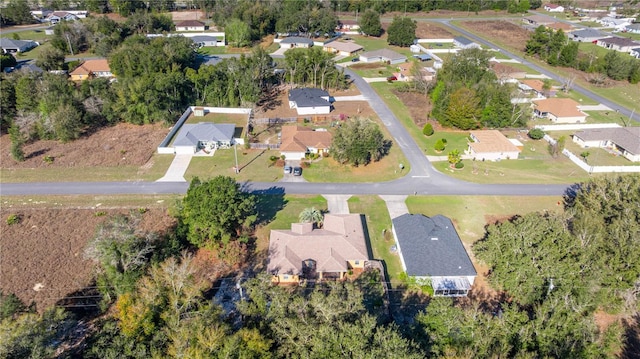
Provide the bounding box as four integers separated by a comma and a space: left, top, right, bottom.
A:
299, 207, 323, 228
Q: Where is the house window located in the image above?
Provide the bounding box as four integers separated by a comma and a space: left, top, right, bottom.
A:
283, 275, 289, 280
355, 260, 360, 265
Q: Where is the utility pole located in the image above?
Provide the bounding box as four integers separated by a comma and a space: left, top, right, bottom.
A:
66, 34, 74, 56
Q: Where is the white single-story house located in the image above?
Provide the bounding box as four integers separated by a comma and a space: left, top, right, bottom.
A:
279, 125, 333, 160
625, 23, 640, 34
172, 122, 236, 154
44, 11, 78, 24
467, 130, 521, 161
596, 37, 640, 52
359, 49, 407, 64
280, 36, 314, 48
570, 28, 603, 42
175, 20, 206, 32
288, 88, 332, 115
190, 35, 223, 47
392, 214, 477, 297
323, 41, 363, 56
0, 38, 38, 54
453, 36, 481, 49
572, 127, 640, 162
336, 19, 360, 31
544, 4, 565, 12
631, 47, 640, 59
534, 98, 588, 123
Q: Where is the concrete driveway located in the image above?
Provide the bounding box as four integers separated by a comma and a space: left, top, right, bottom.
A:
323, 195, 352, 214
156, 154, 192, 182
379, 195, 409, 219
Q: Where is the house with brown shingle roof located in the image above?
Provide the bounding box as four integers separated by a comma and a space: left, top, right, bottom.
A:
280, 125, 333, 160
175, 20, 206, 31
323, 41, 363, 56
573, 127, 640, 162
596, 37, 640, 53
467, 130, 521, 161
533, 98, 587, 123
267, 214, 369, 284
546, 22, 573, 32
69, 59, 113, 81
520, 79, 556, 98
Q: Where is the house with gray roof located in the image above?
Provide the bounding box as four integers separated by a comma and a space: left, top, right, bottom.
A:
288, 88, 332, 115
172, 122, 236, 154
572, 127, 640, 162
1, 38, 38, 54
631, 47, 640, 59
453, 36, 481, 49
190, 35, 223, 47
392, 214, 476, 297
279, 36, 314, 48
570, 28, 603, 42
359, 48, 407, 64
596, 37, 640, 52
267, 214, 369, 284
626, 23, 640, 34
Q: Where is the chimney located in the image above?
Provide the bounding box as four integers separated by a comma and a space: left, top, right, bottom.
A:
291, 222, 314, 234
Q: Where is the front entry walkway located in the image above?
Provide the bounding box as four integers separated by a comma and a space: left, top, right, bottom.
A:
156, 154, 192, 182
379, 195, 409, 219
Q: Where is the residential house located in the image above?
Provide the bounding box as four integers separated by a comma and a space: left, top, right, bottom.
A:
279, 125, 333, 160
413, 54, 432, 62
392, 214, 477, 297
625, 23, 640, 34
175, 20, 206, 32
631, 47, 640, 59
392, 61, 436, 82
267, 214, 369, 284
323, 41, 363, 56
69, 59, 113, 81
598, 17, 632, 30
44, 11, 79, 24
596, 37, 640, 52
520, 79, 555, 98
544, 4, 565, 12
0, 38, 38, 54
467, 130, 521, 161
523, 15, 555, 27
572, 127, 640, 162
336, 19, 360, 31
190, 35, 223, 47
570, 28, 604, 42
453, 36, 481, 49
172, 122, 236, 154
533, 98, 588, 123
288, 88, 332, 116
279, 36, 314, 48
359, 49, 407, 64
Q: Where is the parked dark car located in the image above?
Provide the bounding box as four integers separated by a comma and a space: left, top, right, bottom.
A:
284, 166, 292, 174
293, 167, 303, 176
351, 57, 360, 62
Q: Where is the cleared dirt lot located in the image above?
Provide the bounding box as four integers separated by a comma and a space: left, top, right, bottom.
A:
459, 20, 531, 51
0, 207, 175, 312
0, 123, 169, 170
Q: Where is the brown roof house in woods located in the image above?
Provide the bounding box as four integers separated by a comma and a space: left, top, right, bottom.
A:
267, 214, 369, 284
69, 59, 113, 81
279, 125, 333, 161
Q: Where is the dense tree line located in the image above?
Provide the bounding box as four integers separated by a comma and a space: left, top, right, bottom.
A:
329, 0, 541, 13
430, 48, 528, 129
284, 47, 349, 90
525, 26, 640, 84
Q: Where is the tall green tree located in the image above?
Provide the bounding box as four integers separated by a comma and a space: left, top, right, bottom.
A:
35, 47, 66, 71
180, 176, 257, 248
0, 0, 35, 25
358, 9, 383, 36
226, 18, 252, 47
8, 124, 26, 162
330, 117, 390, 166
386, 16, 416, 47
443, 87, 481, 130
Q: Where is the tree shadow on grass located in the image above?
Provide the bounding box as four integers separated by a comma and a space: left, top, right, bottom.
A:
248, 185, 288, 225
622, 313, 640, 359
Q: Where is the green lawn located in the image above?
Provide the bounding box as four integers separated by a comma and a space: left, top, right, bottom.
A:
1, 193, 181, 209
618, 32, 640, 41
197, 46, 228, 55
348, 196, 403, 282
555, 90, 599, 106
1, 153, 174, 183
8, 28, 51, 41
351, 35, 414, 57
576, 21, 600, 27
184, 148, 284, 182
423, 132, 470, 156
350, 63, 397, 78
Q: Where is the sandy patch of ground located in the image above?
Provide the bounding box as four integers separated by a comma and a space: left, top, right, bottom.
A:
170, 10, 205, 21
0, 207, 175, 312
415, 22, 456, 39
0, 123, 169, 170
460, 20, 531, 51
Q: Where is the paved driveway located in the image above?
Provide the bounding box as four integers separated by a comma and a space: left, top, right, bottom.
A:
323, 195, 352, 214
156, 154, 192, 182
379, 195, 409, 219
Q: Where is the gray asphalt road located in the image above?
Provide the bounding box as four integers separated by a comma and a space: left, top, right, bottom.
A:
436, 19, 640, 124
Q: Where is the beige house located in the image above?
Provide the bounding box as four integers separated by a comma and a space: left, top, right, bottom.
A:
69, 59, 113, 81
573, 127, 640, 162
175, 20, 206, 32
280, 125, 332, 160
323, 41, 363, 56
533, 98, 587, 123
467, 130, 521, 161
268, 214, 369, 284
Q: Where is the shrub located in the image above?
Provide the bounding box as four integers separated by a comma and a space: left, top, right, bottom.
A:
269, 155, 279, 162
434, 139, 446, 152
137, 207, 148, 214
300, 161, 310, 168
455, 161, 464, 169
422, 123, 434, 136
528, 128, 545, 140
6, 214, 21, 225
43, 155, 54, 164
95, 211, 107, 217
441, 138, 447, 144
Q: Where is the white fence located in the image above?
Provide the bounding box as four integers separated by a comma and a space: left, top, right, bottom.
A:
416, 38, 454, 43
562, 149, 640, 173
535, 123, 621, 131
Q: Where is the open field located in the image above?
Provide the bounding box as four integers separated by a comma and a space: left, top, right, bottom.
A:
348, 196, 403, 282
1, 123, 173, 183
184, 148, 284, 182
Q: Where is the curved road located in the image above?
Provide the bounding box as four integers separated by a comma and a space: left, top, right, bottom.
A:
0, 67, 570, 197
435, 19, 640, 124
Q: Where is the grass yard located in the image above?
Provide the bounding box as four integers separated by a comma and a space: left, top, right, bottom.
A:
351, 36, 414, 57
577, 21, 600, 27
582, 110, 638, 125
348, 196, 403, 282
184, 148, 284, 182
564, 140, 638, 167
350, 63, 398, 78
369, 82, 425, 144
197, 46, 228, 55
9, 28, 51, 41
555, 90, 600, 105
423, 132, 470, 156
618, 32, 640, 41
1, 193, 181, 209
